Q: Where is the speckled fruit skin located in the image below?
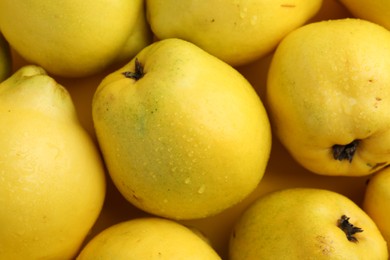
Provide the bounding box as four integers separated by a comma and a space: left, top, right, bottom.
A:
267, 18, 390, 176
92, 38, 271, 220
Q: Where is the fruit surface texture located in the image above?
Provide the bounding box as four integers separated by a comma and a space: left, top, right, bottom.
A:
0, 66, 106, 259
77, 217, 221, 259
267, 18, 390, 176
0, 0, 152, 77
229, 188, 388, 259
92, 38, 271, 219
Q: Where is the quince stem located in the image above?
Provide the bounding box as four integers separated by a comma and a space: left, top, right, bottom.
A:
122, 58, 144, 80
338, 215, 363, 243
332, 140, 360, 163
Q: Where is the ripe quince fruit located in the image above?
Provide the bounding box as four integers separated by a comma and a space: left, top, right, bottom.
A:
267, 18, 390, 176
146, 0, 322, 66
229, 188, 388, 259
0, 65, 106, 259
338, 0, 390, 30
0, 0, 153, 78
77, 217, 221, 259
92, 38, 271, 219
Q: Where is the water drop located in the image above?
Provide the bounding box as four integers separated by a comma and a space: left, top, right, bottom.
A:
240, 7, 248, 18
198, 184, 206, 194
251, 15, 258, 25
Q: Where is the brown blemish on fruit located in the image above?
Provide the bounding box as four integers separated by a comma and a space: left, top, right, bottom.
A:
332, 140, 360, 163
132, 193, 142, 202
338, 215, 363, 243
371, 161, 387, 171
127, 186, 143, 203
315, 235, 334, 256
374, 97, 382, 108
122, 58, 144, 80
281, 4, 296, 8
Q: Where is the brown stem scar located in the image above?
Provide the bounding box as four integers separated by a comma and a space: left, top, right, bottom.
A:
122, 58, 144, 80
332, 140, 360, 162
338, 215, 363, 243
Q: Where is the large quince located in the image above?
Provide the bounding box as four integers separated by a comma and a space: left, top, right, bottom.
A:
229, 188, 388, 259
77, 217, 221, 259
267, 18, 390, 176
0, 0, 152, 78
0, 66, 106, 259
92, 38, 271, 220
146, 0, 322, 67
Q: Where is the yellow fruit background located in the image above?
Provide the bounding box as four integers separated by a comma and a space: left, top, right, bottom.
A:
6, 0, 383, 259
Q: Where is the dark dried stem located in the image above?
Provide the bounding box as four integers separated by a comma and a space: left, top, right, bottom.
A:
332, 140, 360, 162
122, 58, 144, 80
338, 215, 363, 243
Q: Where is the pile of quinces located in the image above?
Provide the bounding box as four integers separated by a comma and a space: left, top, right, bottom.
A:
1, 0, 390, 259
